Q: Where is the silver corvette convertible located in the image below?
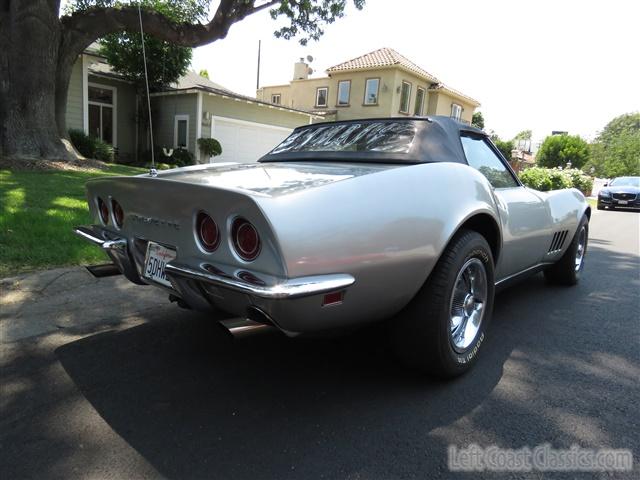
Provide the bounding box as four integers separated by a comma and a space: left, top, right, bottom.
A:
74, 116, 590, 377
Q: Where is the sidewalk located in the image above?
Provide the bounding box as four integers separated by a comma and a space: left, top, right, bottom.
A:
0, 266, 168, 343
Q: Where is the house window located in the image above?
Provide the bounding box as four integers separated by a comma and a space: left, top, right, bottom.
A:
451, 103, 463, 121
271, 94, 281, 105
364, 78, 379, 105
315, 87, 328, 107
414, 87, 425, 115
399, 81, 412, 114
337, 80, 351, 106
88, 84, 116, 146
174, 114, 189, 149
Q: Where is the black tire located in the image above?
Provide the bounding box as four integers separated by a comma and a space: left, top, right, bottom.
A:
543, 215, 589, 286
392, 230, 495, 378
597, 202, 604, 210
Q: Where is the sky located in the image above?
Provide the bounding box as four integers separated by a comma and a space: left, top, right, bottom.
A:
188, 0, 639, 144
63, 0, 640, 144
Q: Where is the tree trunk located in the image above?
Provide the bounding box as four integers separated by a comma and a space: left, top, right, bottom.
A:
1, 0, 74, 161
0, 0, 279, 162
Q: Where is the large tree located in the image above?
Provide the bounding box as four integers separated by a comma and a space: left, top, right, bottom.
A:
586, 112, 640, 177
0, 0, 364, 162
536, 134, 590, 169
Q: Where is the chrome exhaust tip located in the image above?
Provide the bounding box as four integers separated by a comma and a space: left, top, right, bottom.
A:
219, 318, 272, 338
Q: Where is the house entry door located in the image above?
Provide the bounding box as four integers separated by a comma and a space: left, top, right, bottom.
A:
88, 85, 115, 145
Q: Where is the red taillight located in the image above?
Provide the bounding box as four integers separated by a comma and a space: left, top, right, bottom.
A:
196, 211, 220, 252
232, 218, 261, 261
98, 197, 109, 224
111, 199, 124, 228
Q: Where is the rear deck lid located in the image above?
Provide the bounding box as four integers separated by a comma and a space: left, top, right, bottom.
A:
151, 162, 399, 198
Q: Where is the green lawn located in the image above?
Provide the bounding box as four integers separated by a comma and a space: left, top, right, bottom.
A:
0, 164, 145, 277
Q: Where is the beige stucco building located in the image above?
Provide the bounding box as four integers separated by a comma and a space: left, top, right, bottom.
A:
257, 48, 480, 125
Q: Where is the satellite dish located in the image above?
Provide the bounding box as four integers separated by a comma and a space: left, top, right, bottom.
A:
308, 68, 314, 75
306, 55, 314, 63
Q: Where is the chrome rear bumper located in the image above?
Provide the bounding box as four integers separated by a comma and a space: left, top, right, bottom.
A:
164, 263, 354, 300
73, 225, 127, 251
73, 225, 145, 285
73, 225, 356, 327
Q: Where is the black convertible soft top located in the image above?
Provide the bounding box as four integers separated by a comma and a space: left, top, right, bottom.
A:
259, 116, 486, 165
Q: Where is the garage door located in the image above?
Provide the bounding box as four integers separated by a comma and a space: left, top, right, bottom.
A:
210, 116, 293, 163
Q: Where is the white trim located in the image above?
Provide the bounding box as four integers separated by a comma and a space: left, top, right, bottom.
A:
87, 82, 118, 148
87, 72, 135, 84
337, 80, 351, 106
149, 88, 323, 119
174, 114, 190, 149
82, 55, 89, 133
364, 78, 380, 105
451, 103, 462, 121
195, 91, 203, 162
399, 80, 412, 114
209, 118, 216, 163
211, 115, 293, 133
414, 86, 426, 116
315, 87, 328, 107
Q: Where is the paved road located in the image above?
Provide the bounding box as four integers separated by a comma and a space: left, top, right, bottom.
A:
1, 209, 639, 479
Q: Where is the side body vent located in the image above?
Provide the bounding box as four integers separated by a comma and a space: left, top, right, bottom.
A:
548, 230, 569, 254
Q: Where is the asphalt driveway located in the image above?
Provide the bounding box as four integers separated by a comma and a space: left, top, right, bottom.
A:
1, 209, 638, 479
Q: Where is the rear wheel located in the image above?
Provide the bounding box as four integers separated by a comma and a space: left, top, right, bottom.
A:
544, 215, 589, 286
392, 230, 494, 378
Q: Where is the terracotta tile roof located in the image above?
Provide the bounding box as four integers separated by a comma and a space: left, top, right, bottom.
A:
428, 83, 480, 107
326, 47, 440, 83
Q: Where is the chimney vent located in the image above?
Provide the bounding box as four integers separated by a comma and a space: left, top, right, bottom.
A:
293, 59, 309, 80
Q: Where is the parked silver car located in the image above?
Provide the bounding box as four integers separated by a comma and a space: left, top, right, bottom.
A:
74, 117, 590, 377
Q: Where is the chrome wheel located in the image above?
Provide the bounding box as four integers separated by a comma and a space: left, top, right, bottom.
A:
575, 226, 586, 272
449, 258, 487, 353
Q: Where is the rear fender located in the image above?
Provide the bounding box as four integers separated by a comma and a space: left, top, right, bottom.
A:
254, 162, 501, 321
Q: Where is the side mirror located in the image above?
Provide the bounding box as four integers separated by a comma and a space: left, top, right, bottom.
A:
603, 182, 608, 187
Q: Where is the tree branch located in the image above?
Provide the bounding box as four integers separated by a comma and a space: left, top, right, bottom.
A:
60, 0, 280, 62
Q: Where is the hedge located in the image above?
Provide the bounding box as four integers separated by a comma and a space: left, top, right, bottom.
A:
519, 167, 593, 195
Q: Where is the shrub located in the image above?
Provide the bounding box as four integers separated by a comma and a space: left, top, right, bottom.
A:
519, 166, 593, 194
169, 147, 195, 167
548, 169, 572, 190
68, 129, 95, 158
93, 140, 114, 162
197, 137, 223, 158
519, 167, 553, 191
564, 168, 594, 196
139, 147, 195, 167
68, 129, 113, 162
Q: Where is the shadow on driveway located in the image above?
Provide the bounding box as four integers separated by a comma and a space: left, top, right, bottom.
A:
46, 243, 639, 479
1, 238, 637, 479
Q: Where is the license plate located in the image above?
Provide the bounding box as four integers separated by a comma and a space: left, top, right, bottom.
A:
618, 200, 628, 205
143, 242, 177, 288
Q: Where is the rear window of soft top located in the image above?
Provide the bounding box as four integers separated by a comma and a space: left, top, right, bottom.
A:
270, 121, 417, 155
